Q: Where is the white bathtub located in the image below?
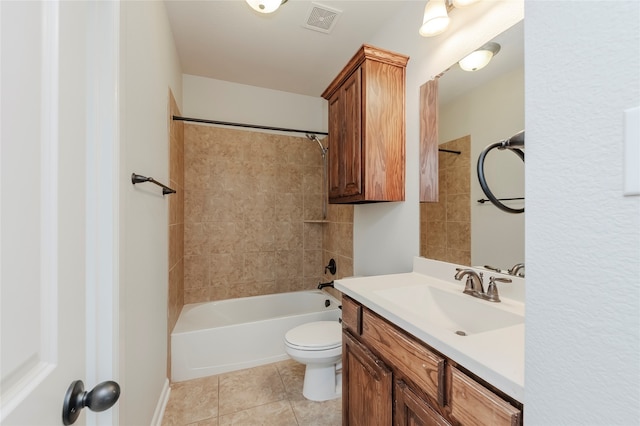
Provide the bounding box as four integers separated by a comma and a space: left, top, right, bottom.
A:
171, 290, 342, 382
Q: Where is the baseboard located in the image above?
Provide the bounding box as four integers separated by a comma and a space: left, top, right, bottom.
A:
150, 378, 171, 426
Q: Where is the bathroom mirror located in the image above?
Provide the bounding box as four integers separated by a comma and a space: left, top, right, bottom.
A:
420, 21, 525, 273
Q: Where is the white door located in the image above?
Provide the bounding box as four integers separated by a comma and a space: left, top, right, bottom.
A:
0, 2, 119, 424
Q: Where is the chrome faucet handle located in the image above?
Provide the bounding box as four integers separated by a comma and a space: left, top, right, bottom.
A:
484, 276, 512, 302
483, 265, 502, 272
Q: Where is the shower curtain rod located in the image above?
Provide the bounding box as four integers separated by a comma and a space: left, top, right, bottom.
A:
174, 116, 462, 155
172, 115, 328, 137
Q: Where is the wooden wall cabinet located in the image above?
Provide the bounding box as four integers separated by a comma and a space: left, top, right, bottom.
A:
322, 45, 409, 204
341, 295, 523, 426
420, 79, 439, 203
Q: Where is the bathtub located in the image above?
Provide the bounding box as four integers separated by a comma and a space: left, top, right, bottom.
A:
171, 290, 342, 382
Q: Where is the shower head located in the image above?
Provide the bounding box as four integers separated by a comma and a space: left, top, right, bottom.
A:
306, 133, 328, 157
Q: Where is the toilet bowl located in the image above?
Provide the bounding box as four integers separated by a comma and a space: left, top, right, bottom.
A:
284, 321, 342, 401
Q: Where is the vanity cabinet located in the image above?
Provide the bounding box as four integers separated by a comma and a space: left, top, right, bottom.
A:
396, 380, 451, 426
321, 44, 409, 204
342, 331, 392, 425
341, 295, 522, 426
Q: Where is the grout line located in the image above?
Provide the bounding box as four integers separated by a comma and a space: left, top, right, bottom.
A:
275, 361, 301, 426
216, 374, 220, 423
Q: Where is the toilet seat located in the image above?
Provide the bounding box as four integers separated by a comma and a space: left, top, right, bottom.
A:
284, 321, 341, 351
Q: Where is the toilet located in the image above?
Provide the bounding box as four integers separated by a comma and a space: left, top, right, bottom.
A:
284, 321, 342, 401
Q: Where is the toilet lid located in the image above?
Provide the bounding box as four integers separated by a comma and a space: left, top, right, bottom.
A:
285, 321, 342, 350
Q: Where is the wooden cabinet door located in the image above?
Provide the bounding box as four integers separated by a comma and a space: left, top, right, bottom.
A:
395, 381, 452, 426
328, 91, 343, 199
328, 69, 362, 201
450, 367, 522, 426
343, 330, 392, 426
341, 69, 362, 198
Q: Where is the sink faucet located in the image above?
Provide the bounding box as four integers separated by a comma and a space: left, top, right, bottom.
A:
455, 269, 512, 302
508, 263, 525, 277
454, 268, 485, 296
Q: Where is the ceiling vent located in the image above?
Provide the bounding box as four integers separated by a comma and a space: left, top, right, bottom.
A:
303, 3, 341, 34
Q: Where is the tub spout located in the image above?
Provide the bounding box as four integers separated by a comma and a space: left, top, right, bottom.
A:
317, 281, 334, 290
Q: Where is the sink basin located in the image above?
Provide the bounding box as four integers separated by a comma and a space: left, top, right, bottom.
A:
373, 284, 523, 336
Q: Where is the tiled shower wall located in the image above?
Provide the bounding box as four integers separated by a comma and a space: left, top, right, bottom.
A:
183, 124, 353, 303
321, 203, 353, 301
168, 91, 185, 376
420, 135, 471, 265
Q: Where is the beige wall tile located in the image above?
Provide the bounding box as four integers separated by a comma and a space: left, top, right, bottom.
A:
184, 255, 208, 289
274, 222, 303, 251
303, 193, 323, 221
275, 250, 303, 280
274, 193, 303, 221
209, 253, 245, 284
448, 249, 471, 266
447, 221, 471, 251
303, 223, 323, 250
243, 252, 276, 283
426, 221, 447, 248
182, 125, 353, 304
243, 220, 276, 253
421, 135, 471, 265
302, 166, 323, 194
303, 249, 323, 278
446, 193, 470, 222
447, 166, 470, 195
243, 193, 276, 222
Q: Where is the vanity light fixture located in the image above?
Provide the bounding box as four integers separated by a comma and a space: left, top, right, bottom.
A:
458, 42, 500, 71
419, 0, 450, 37
246, 0, 288, 14
419, 0, 480, 37
452, 0, 480, 7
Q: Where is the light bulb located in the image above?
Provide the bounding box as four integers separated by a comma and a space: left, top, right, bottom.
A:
452, 0, 480, 7
419, 0, 450, 37
246, 0, 283, 14
458, 42, 501, 72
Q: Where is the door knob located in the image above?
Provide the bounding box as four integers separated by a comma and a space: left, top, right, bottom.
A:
62, 380, 120, 425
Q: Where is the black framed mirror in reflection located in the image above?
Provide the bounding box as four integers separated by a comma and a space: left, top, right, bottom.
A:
420, 20, 525, 275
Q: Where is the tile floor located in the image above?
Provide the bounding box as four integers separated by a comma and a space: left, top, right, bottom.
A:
161, 360, 342, 425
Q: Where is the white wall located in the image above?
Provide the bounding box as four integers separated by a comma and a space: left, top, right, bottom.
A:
525, 2, 640, 424
439, 67, 525, 269
354, 1, 524, 276
183, 74, 327, 136
119, 2, 182, 424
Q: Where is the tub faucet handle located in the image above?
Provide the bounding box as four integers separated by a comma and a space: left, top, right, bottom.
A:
324, 259, 337, 275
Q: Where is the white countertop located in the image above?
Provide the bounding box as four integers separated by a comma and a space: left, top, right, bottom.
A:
335, 257, 524, 402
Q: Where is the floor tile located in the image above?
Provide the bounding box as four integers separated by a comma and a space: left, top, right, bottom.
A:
218, 400, 298, 426
218, 364, 286, 416
291, 397, 342, 426
163, 360, 342, 425
275, 359, 306, 401
162, 375, 219, 425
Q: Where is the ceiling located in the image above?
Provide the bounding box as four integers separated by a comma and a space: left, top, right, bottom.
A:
164, 0, 412, 97
164, 1, 524, 102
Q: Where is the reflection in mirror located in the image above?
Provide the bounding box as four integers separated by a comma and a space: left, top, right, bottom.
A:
420, 21, 524, 273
